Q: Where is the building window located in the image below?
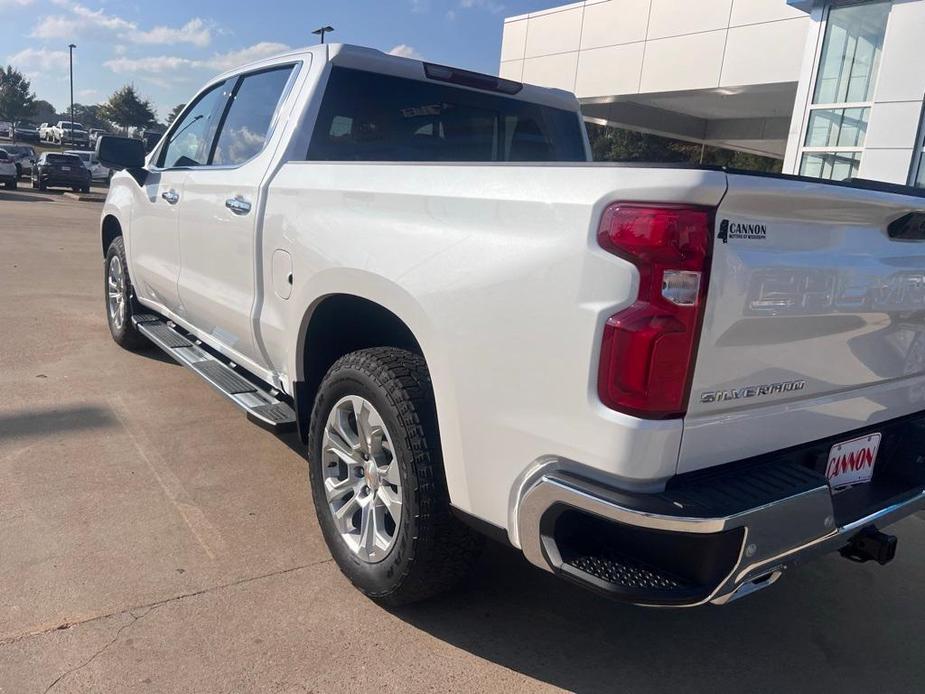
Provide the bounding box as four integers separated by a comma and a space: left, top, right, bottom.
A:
799, 1, 891, 181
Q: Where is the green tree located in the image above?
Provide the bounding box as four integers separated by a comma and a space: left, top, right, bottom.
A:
0, 65, 36, 139
98, 84, 157, 133
586, 123, 782, 173
166, 103, 185, 126
32, 99, 58, 124
69, 103, 108, 130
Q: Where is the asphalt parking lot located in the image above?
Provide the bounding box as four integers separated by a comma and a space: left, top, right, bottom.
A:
2, 187, 925, 693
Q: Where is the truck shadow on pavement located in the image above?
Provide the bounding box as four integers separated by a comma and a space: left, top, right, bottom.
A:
0, 190, 57, 203
0, 405, 117, 442
165, 390, 921, 694
273, 430, 925, 692
390, 522, 925, 693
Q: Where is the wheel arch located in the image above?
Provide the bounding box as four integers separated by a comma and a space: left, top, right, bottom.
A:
294, 293, 427, 444
101, 214, 122, 256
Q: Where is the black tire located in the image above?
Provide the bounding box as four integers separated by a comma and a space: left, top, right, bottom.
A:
72, 186, 79, 193
104, 236, 147, 350
81, 186, 90, 194
6, 180, 16, 190
308, 348, 483, 606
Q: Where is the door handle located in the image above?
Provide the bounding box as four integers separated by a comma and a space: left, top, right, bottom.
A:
225, 196, 252, 216
161, 189, 179, 205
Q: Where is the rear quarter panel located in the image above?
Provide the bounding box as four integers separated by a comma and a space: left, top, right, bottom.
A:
260, 162, 728, 535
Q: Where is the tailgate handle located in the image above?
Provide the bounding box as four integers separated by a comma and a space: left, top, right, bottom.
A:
888, 213, 925, 240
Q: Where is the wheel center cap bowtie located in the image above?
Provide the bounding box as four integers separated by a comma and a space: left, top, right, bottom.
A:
364, 460, 381, 490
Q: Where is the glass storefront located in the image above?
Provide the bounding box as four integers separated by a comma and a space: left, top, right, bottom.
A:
800, 2, 891, 181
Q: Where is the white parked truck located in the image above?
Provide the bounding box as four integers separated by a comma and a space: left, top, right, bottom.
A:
97, 44, 925, 607
51, 121, 89, 147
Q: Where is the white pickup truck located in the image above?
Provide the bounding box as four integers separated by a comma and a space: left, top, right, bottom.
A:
97, 43, 925, 608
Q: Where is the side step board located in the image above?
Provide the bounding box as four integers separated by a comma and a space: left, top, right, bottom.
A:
133, 315, 296, 433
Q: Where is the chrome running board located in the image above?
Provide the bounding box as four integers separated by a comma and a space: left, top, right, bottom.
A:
133, 314, 296, 433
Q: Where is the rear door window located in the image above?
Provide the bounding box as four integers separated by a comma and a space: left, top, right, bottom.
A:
211, 65, 295, 167
306, 67, 585, 162
47, 154, 81, 165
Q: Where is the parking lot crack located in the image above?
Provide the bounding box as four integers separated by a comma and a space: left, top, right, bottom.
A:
42, 605, 157, 693
0, 559, 331, 648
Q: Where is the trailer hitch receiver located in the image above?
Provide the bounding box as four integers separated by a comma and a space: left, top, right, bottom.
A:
839, 527, 897, 566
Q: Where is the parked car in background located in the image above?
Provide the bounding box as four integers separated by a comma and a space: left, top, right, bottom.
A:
13, 121, 40, 142
65, 149, 110, 183
89, 128, 109, 148
140, 130, 163, 153
50, 121, 90, 147
38, 123, 54, 141
0, 122, 12, 138
31, 152, 90, 192
2, 145, 37, 178
0, 149, 18, 189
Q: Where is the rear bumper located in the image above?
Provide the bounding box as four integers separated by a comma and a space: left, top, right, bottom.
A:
37, 173, 89, 186
518, 464, 925, 606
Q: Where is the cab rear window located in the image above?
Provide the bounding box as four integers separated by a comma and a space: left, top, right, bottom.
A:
307, 67, 586, 163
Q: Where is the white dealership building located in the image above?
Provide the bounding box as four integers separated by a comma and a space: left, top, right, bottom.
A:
499, 0, 925, 186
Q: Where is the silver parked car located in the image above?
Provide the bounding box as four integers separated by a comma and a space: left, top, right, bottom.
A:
2, 144, 37, 178
64, 149, 110, 183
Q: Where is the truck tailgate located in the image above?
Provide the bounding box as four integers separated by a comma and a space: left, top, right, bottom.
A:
681, 173, 925, 473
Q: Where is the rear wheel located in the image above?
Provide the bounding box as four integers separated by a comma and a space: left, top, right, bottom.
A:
105, 236, 147, 350
308, 348, 483, 605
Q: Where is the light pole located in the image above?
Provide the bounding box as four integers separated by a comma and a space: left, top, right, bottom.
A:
312, 26, 334, 44
68, 43, 76, 148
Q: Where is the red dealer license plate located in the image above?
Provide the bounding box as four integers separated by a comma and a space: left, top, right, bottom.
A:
826, 433, 881, 491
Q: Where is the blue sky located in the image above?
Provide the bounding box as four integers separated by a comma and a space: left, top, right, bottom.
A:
1, 0, 564, 121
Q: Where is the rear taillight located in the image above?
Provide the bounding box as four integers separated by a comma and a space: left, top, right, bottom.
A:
597, 204, 712, 418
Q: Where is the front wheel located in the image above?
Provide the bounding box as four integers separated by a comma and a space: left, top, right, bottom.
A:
104, 237, 147, 350
308, 348, 483, 605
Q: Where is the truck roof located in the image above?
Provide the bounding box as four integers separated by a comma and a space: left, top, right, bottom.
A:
211, 42, 580, 114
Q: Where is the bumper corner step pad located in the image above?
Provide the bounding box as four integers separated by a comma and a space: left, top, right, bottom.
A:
133, 315, 296, 433
561, 552, 706, 606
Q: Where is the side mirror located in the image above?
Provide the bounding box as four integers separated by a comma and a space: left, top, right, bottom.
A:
97, 135, 148, 185
96, 135, 146, 171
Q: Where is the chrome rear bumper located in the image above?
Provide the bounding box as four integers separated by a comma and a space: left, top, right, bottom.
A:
518, 469, 925, 606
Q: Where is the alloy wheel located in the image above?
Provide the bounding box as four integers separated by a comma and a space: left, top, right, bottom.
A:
321, 395, 403, 563
107, 254, 126, 331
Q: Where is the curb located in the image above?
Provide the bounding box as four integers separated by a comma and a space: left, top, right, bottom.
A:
62, 192, 106, 203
